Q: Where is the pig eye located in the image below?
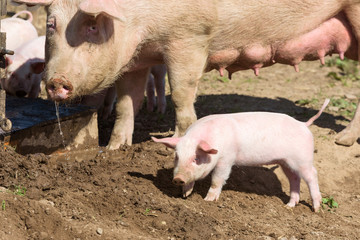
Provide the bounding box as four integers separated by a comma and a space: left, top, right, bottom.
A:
87, 25, 98, 35
46, 17, 56, 33
27, 73, 31, 79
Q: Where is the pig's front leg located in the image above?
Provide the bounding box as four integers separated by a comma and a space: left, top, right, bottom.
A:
335, 99, 360, 146
107, 69, 149, 150
182, 181, 195, 198
204, 165, 232, 201
166, 40, 208, 137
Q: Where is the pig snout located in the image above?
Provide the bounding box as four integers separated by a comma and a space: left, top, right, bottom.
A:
173, 174, 187, 186
46, 77, 73, 101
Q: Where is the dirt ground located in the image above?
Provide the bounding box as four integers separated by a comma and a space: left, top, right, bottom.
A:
1, 4, 360, 240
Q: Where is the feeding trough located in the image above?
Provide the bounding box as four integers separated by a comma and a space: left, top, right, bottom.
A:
0, 95, 99, 157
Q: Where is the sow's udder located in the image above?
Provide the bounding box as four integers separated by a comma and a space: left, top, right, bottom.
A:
210, 13, 357, 76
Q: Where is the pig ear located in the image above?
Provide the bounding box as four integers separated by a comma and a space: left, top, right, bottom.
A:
79, 0, 125, 21
11, 0, 53, 6
30, 59, 45, 74
5, 57, 13, 67
197, 140, 218, 154
151, 137, 180, 149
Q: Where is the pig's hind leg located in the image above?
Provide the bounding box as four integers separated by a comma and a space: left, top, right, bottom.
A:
280, 164, 301, 208
298, 165, 322, 212
336, 5, 360, 146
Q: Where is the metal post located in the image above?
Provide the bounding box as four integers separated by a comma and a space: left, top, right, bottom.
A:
0, 0, 12, 132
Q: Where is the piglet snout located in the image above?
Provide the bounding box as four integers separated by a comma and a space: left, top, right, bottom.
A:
46, 76, 73, 101
173, 176, 186, 186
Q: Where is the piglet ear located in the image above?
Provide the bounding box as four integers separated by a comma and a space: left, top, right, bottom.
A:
11, 0, 53, 6
198, 140, 218, 154
79, 0, 125, 21
151, 137, 180, 149
29, 59, 45, 74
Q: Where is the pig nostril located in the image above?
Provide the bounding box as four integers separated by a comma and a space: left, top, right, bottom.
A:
173, 178, 185, 186
47, 83, 56, 91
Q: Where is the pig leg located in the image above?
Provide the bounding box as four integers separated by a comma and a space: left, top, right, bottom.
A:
280, 164, 301, 208
152, 64, 167, 114
335, 6, 360, 146
182, 181, 195, 198
107, 68, 149, 149
166, 41, 208, 136
335, 101, 360, 146
100, 86, 116, 120
204, 165, 232, 201
146, 73, 156, 112
298, 166, 322, 212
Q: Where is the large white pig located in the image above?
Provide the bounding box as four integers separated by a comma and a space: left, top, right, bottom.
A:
2, 36, 45, 98
153, 99, 330, 212
11, 0, 360, 148
0, 10, 38, 51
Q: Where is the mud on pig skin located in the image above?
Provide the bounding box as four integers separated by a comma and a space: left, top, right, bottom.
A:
12, 0, 360, 149
153, 99, 330, 212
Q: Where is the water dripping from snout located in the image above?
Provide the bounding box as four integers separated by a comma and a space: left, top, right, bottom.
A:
55, 102, 69, 160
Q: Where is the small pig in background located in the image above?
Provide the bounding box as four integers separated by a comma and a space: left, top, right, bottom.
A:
2, 36, 45, 98
0, 10, 38, 51
146, 65, 167, 114
153, 99, 330, 212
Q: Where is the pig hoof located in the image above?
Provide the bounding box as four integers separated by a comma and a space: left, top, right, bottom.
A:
204, 193, 219, 201
335, 131, 358, 146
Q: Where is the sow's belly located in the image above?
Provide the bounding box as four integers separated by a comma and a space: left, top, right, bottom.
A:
207, 12, 358, 77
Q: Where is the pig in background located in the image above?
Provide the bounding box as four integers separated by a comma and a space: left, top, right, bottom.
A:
0, 10, 38, 51
153, 99, 330, 212
12, 0, 360, 149
2, 36, 45, 98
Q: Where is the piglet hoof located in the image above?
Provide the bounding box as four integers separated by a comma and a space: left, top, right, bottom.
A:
335, 128, 359, 146
204, 191, 220, 201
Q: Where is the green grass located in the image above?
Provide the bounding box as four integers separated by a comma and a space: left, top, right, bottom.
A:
323, 57, 360, 86
13, 185, 27, 196
322, 196, 339, 211
1, 200, 5, 211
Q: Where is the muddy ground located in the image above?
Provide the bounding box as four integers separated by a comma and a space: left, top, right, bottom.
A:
1, 4, 360, 240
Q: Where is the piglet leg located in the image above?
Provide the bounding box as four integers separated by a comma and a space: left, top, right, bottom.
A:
182, 181, 195, 198
280, 164, 301, 208
299, 166, 322, 212
204, 165, 232, 201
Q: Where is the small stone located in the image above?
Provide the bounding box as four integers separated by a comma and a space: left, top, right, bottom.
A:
96, 228, 103, 235
345, 94, 357, 100
328, 106, 339, 112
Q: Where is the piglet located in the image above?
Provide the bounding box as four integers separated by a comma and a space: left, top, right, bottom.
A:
3, 36, 45, 98
0, 10, 38, 51
152, 99, 330, 212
